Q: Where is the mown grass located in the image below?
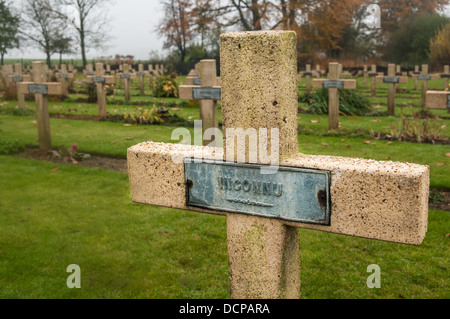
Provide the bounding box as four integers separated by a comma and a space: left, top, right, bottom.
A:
0, 156, 448, 299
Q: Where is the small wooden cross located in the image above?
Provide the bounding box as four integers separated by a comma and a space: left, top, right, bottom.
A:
7, 63, 31, 109
86, 63, 115, 118
128, 31, 429, 299
377, 64, 408, 116
18, 61, 63, 151
312, 62, 356, 130
179, 59, 221, 146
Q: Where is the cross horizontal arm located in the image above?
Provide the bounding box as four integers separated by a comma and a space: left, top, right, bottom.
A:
18, 82, 63, 95
128, 141, 429, 246
312, 79, 356, 90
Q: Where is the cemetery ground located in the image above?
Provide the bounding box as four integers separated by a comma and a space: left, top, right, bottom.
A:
0, 72, 449, 299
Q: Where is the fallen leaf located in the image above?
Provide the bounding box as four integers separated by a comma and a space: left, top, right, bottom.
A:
436, 163, 446, 166
371, 143, 377, 145
172, 108, 180, 111
31, 120, 37, 124
51, 168, 59, 172
446, 153, 450, 157
363, 141, 371, 144
123, 124, 132, 127
387, 142, 393, 145
346, 145, 351, 148
310, 120, 319, 124
125, 137, 133, 140
445, 233, 450, 237
370, 119, 380, 123
341, 139, 346, 142
321, 143, 329, 147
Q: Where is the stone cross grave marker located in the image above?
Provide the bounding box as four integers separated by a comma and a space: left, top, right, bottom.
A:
185, 69, 200, 85
18, 61, 63, 151
440, 65, 449, 90
119, 63, 135, 102
377, 64, 408, 116
128, 31, 429, 299
313, 62, 356, 130
8, 63, 31, 108
179, 59, 221, 147
410, 65, 421, 91
55, 64, 73, 97
87, 62, 114, 118
136, 64, 149, 95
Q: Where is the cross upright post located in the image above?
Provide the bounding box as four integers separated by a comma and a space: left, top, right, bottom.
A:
368, 64, 378, 97
18, 62, 63, 151
379, 64, 408, 116
137, 64, 149, 95
128, 31, 429, 299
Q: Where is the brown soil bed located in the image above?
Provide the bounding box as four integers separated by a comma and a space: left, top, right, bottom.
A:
15, 147, 450, 211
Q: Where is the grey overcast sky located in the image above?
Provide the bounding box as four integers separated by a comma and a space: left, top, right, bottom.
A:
7, 1, 450, 61
9, 0, 166, 60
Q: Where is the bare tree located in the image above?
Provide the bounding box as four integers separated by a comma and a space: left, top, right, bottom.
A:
21, 0, 64, 67
52, 0, 112, 67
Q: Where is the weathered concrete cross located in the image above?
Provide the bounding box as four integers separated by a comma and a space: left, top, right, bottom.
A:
128, 31, 429, 299
313, 62, 356, 130
18, 61, 63, 151
179, 60, 221, 146
298, 64, 314, 94
377, 64, 408, 116
86, 62, 115, 119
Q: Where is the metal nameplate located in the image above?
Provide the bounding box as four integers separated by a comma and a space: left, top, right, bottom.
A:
120, 74, 130, 79
184, 160, 331, 225
413, 71, 420, 75
92, 77, 106, 83
368, 73, 378, 77
137, 72, 145, 76
28, 84, 48, 94
105, 71, 111, 75
418, 75, 431, 81
383, 77, 399, 84
59, 73, 68, 79
303, 72, 313, 76
323, 80, 344, 89
194, 78, 201, 85
395, 72, 402, 76
441, 74, 450, 79
13, 75, 23, 82
192, 87, 221, 100
86, 72, 94, 76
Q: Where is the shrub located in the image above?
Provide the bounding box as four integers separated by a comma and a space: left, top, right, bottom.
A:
153, 76, 178, 98
308, 88, 373, 116
124, 107, 164, 125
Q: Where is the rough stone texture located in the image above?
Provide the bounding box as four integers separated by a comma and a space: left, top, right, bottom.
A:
128, 142, 429, 246
220, 31, 298, 163
426, 91, 450, 109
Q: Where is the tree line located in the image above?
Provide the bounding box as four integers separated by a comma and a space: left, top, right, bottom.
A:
0, 0, 109, 68
158, 0, 450, 74
1, 0, 449, 73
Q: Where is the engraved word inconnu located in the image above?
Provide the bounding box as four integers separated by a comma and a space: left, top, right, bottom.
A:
218, 177, 283, 198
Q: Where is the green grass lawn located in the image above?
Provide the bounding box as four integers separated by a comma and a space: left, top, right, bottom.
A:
0, 156, 448, 299
0, 75, 449, 299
